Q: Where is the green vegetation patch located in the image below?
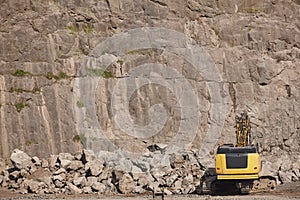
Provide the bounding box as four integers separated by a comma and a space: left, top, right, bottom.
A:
67, 25, 79, 33
86, 68, 114, 78
46, 71, 69, 80
240, 7, 260, 13
15, 102, 29, 112
117, 59, 124, 65
10, 87, 24, 94
10, 86, 41, 94
76, 100, 84, 108
126, 49, 155, 56
12, 69, 32, 77
73, 134, 87, 144
83, 23, 94, 33
25, 139, 35, 146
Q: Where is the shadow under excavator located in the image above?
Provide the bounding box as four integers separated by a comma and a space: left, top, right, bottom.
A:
198, 168, 245, 196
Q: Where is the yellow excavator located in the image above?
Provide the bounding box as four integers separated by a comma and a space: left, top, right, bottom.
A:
201, 111, 276, 194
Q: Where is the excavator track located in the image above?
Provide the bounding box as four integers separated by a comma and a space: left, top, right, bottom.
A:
200, 171, 277, 195
250, 177, 277, 193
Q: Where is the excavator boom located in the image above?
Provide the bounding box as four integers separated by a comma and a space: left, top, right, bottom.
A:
235, 111, 252, 147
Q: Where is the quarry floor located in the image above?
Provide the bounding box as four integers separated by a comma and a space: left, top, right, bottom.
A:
0, 182, 299, 200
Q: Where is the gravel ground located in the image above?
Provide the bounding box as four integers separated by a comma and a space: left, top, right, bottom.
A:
1, 182, 299, 200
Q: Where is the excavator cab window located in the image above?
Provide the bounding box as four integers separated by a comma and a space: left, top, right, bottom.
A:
217, 146, 257, 154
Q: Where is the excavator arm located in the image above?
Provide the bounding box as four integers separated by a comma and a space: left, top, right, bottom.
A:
235, 111, 252, 147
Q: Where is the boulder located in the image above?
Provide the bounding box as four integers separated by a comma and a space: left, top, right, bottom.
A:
165, 173, 178, 186
73, 176, 86, 186
54, 179, 65, 188
137, 172, 154, 187
66, 182, 82, 194
53, 168, 66, 175
86, 176, 98, 186
48, 155, 58, 168
118, 173, 135, 194
52, 174, 65, 182
82, 186, 93, 194
41, 159, 49, 168
67, 160, 83, 171
132, 160, 150, 172
98, 167, 113, 182
182, 184, 195, 194
23, 179, 45, 193
91, 182, 106, 193
279, 170, 295, 183
32, 156, 41, 166
10, 149, 32, 170
58, 153, 74, 161
85, 159, 104, 176
60, 159, 71, 169
82, 149, 96, 164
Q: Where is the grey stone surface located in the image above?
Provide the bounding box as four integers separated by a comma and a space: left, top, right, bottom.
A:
10, 149, 32, 170
0, 0, 299, 196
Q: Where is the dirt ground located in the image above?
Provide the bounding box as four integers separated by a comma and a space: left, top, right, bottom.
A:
0, 182, 299, 200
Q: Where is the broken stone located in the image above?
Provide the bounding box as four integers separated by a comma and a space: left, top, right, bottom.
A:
82, 149, 96, 164
147, 143, 167, 153
32, 156, 41, 166
66, 182, 82, 194
164, 188, 173, 195
134, 185, 145, 194
91, 182, 106, 193
73, 176, 86, 186
10, 149, 32, 170
52, 174, 65, 182
9, 170, 20, 180
104, 178, 116, 193
165, 173, 178, 186
41, 159, 49, 168
23, 179, 45, 193
169, 154, 185, 169
86, 176, 98, 186
53, 168, 66, 175
115, 158, 133, 172
60, 159, 71, 169
137, 172, 154, 187
48, 155, 58, 169
171, 179, 182, 194
98, 167, 112, 182
74, 151, 82, 161
85, 159, 104, 176
149, 181, 161, 193
83, 186, 93, 194
132, 160, 150, 172
182, 184, 195, 194
118, 173, 135, 194
67, 160, 83, 171
0, 175, 3, 185
182, 174, 194, 186
54, 179, 65, 188
58, 153, 74, 161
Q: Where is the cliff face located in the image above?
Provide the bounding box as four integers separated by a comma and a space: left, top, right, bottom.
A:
0, 0, 299, 173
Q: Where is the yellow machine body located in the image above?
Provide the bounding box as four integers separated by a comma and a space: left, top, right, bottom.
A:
200, 112, 276, 194
215, 146, 260, 180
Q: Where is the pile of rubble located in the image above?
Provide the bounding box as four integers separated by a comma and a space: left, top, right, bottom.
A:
1, 147, 299, 195
0, 147, 206, 195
